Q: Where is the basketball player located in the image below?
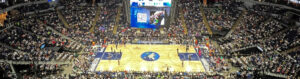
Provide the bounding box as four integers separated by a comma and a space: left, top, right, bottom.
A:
116, 44, 118, 49
177, 48, 179, 53
186, 45, 188, 53
124, 38, 126, 47
188, 55, 191, 61
163, 64, 169, 72
111, 47, 113, 52
118, 59, 120, 65
182, 61, 184, 67
108, 53, 112, 60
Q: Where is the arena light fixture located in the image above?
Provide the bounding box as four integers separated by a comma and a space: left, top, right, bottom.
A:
100, 67, 104, 72
126, 66, 131, 71
109, 66, 113, 71
154, 67, 159, 72
140, 66, 147, 71
170, 67, 174, 72
186, 66, 192, 72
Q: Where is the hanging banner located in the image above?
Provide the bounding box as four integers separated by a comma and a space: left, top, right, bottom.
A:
203, 0, 207, 6
0, 12, 7, 26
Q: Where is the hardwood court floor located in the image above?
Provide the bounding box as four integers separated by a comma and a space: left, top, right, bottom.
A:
95, 44, 205, 72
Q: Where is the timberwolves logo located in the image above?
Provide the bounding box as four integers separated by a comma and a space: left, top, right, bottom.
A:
141, 52, 160, 61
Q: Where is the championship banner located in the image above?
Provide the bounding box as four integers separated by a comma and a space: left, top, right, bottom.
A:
203, 0, 207, 6
0, 12, 7, 26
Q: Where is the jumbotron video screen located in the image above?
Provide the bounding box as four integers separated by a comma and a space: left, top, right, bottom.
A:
130, 0, 171, 29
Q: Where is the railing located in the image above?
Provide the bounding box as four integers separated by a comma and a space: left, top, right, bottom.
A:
0, 60, 71, 65
261, 71, 289, 78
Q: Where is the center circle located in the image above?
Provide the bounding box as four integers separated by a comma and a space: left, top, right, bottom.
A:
141, 52, 160, 61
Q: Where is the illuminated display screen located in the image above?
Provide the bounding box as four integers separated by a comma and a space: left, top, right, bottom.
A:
289, 0, 300, 4
130, 0, 171, 7
130, 0, 171, 29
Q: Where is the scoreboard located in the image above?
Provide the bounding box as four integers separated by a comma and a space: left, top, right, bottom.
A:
130, 0, 171, 7
130, 0, 172, 29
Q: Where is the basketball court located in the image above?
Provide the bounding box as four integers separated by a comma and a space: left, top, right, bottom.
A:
94, 44, 206, 72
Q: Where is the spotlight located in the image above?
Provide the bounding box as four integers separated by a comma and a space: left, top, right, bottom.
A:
109, 66, 113, 71
170, 67, 174, 72
186, 66, 191, 72
126, 66, 130, 71
154, 67, 159, 72
140, 67, 147, 71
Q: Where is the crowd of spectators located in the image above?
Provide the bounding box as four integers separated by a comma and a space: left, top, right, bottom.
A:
20, 71, 227, 79
231, 52, 300, 78
20, 64, 65, 78
219, 4, 300, 53
178, 0, 208, 36
220, 9, 267, 51
0, 0, 299, 78
205, 0, 243, 32
198, 42, 229, 73
0, 2, 77, 78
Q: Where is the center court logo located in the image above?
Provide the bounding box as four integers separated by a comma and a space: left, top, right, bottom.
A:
141, 52, 160, 61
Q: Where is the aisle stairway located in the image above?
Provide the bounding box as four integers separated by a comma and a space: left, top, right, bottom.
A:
113, 6, 122, 35
179, 9, 188, 35
90, 6, 102, 33
225, 9, 246, 38
199, 5, 213, 36
56, 8, 71, 28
